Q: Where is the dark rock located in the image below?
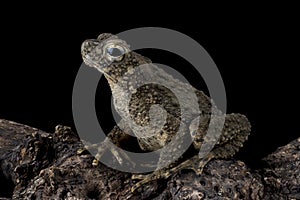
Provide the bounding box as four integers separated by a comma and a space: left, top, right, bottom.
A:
157, 160, 264, 200
0, 119, 299, 199
262, 137, 300, 200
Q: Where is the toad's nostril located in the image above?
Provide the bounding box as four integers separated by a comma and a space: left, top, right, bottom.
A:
81, 39, 99, 56
81, 41, 90, 56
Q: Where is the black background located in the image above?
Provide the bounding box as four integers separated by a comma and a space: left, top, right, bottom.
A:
0, 6, 299, 169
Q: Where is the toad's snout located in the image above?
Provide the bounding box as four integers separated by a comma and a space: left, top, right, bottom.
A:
81, 39, 99, 59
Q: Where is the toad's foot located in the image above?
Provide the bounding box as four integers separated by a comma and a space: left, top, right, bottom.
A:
77, 138, 136, 167
93, 143, 136, 168
131, 153, 214, 192
77, 124, 136, 166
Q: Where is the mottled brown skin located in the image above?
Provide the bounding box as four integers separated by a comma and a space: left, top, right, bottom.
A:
80, 33, 251, 192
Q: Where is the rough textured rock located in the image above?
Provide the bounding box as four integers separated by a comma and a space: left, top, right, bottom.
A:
156, 160, 263, 200
0, 119, 299, 199
262, 137, 300, 199
0, 119, 49, 198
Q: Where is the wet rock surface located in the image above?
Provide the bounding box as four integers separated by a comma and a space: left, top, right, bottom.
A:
0, 119, 299, 199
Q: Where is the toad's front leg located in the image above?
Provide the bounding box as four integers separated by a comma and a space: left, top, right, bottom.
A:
77, 124, 135, 167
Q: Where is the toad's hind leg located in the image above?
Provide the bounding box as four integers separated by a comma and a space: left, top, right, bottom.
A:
131, 113, 251, 192
208, 113, 251, 159
131, 153, 215, 192
131, 125, 192, 192
191, 113, 251, 159
166, 113, 251, 177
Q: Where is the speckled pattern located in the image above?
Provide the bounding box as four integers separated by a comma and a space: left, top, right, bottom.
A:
81, 33, 251, 191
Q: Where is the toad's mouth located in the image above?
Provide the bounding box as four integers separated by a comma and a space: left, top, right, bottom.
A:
82, 56, 118, 84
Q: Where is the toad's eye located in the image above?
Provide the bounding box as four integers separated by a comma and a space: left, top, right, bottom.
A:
106, 45, 126, 62
107, 47, 123, 57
